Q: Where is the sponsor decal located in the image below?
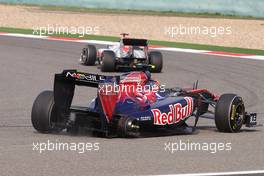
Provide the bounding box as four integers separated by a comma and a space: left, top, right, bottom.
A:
66, 72, 104, 82
120, 76, 141, 83
140, 116, 152, 121
151, 97, 193, 125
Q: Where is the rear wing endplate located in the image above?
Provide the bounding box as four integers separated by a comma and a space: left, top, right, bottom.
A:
53, 70, 118, 113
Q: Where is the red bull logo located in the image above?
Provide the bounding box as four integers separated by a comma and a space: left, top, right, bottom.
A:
151, 97, 193, 125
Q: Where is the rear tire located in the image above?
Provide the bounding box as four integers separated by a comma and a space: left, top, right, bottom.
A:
215, 94, 245, 133
117, 117, 140, 138
81, 45, 97, 65
31, 91, 63, 133
101, 51, 116, 72
149, 51, 163, 73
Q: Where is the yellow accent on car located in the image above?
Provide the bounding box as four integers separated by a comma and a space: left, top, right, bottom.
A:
231, 105, 236, 120
149, 64, 156, 68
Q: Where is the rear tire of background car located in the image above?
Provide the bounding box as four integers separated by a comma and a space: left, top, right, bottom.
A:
215, 94, 245, 133
101, 51, 116, 72
117, 117, 140, 138
149, 51, 163, 73
81, 45, 97, 65
31, 91, 63, 133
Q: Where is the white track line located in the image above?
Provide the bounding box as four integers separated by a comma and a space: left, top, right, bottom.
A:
1, 33, 264, 61
0, 33, 46, 39
154, 170, 264, 176
153, 47, 209, 53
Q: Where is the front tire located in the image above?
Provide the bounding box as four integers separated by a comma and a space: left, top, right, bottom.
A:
215, 94, 245, 133
101, 51, 116, 72
149, 51, 163, 73
81, 45, 97, 65
31, 91, 63, 133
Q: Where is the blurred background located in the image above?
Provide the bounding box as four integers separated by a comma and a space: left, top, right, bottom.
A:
0, 0, 264, 18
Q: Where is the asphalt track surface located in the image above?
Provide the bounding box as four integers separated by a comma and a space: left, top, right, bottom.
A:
0, 36, 263, 176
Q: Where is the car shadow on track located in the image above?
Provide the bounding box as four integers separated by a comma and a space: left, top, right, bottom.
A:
30, 125, 260, 139
197, 125, 260, 133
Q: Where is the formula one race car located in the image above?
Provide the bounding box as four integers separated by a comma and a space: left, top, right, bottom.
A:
31, 70, 258, 138
80, 33, 163, 73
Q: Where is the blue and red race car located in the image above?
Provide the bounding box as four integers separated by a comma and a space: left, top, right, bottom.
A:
31, 70, 258, 137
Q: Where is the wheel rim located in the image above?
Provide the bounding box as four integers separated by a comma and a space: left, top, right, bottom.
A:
48, 102, 61, 131
125, 118, 140, 137
229, 103, 245, 131
81, 49, 87, 62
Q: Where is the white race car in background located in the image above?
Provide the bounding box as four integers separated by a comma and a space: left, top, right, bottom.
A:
80, 33, 163, 72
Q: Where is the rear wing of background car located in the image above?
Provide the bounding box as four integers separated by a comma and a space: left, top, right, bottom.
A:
122, 38, 148, 46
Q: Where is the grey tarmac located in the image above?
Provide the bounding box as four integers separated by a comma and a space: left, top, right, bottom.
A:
0, 36, 263, 176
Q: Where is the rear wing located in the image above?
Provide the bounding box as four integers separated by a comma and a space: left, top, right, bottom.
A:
54, 70, 109, 88
122, 38, 148, 46
53, 70, 118, 112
